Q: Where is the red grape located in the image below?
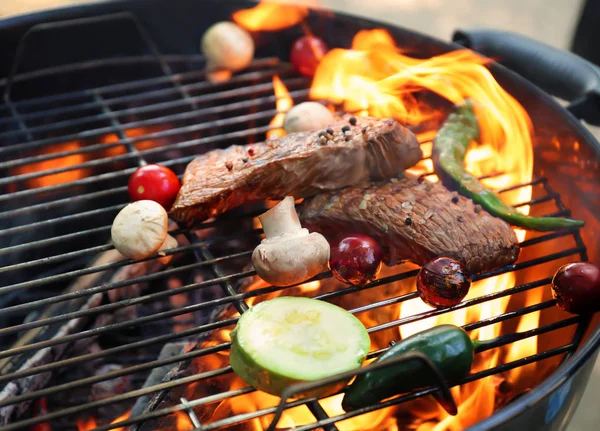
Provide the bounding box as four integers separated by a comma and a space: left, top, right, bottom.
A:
128, 164, 180, 210
552, 262, 600, 314
329, 234, 383, 286
290, 35, 329, 77
417, 257, 471, 308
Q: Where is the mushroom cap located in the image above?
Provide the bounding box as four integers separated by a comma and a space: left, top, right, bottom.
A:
201, 22, 254, 72
252, 232, 330, 286
111, 200, 168, 260
283, 102, 335, 134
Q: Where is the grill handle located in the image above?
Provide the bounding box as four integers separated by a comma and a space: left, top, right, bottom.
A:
452, 28, 600, 126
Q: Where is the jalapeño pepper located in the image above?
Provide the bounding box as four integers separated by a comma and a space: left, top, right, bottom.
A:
342, 324, 475, 412
432, 100, 584, 232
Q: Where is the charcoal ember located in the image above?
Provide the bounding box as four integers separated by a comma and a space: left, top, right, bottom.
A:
92, 364, 130, 400
113, 303, 139, 323
130, 342, 189, 418
107, 258, 164, 303
71, 314, 112, 356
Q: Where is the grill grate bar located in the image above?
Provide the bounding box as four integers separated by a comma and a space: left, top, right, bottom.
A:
0, 225, 574, 333
288, 345, 574, 431
0, 321, 234, 386
368, 277, 552, 334
195, 239, 248, 314
464, 299, 556, 331
0, 88, 302, 177
0, 90, 292, 172
0, 55, 207, 112
0, 226, 110, 257
0, 125, 273, 203
0, 231, 245, 279
0, 187, 127, 221
1, 313, 577, 431
0, 229, 580, 346
0, 107, 286, 187
0, 176, 567, 267
474, 316, 581, 353
0, 60, 288, 144
0, 262, 255, 338
0, 203, 126, 238
0, 296, 562, 410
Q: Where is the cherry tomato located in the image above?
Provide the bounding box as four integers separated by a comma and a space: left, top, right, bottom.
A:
417, 257, 471, 308
552, 262, 600, 314
329, 234, 383, 286
290, 35, 329, 77
128, 164, 180, 210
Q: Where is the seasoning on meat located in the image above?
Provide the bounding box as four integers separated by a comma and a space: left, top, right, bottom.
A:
170, 116, 422, 225
298, 174, 520, 274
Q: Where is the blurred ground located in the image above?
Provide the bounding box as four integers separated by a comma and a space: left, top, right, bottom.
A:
0, 0, 598, 429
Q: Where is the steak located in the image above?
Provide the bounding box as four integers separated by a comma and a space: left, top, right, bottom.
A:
298, 174, 520, 274
169, 116, 422, 225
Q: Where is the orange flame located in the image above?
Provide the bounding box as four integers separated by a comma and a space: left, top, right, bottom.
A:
10, 141, 88, 190
267, 75, 293, 139
173, 411, 194, 431
309, 28, 536, 429
233, 0, 312, 31
109, 410, 131, 431
76, 416, 97, 431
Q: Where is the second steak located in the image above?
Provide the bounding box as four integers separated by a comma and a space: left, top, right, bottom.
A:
299, 174, 520, 274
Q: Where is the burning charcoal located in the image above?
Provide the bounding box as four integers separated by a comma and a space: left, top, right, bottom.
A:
130, 342, 189, 418
92, 364, 130, 400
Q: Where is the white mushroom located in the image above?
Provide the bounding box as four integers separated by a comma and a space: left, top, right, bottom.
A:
201, 22, 254, 74
111, 200, 168, 260
252, 197, 330, 286
157, 234, 179, 265
283, 102, 335, 134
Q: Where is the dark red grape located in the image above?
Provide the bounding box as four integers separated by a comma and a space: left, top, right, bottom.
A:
329, 234, 383, 286
290, 36, 329, 77
417, 257, 471, 308
552, 262, 600, 314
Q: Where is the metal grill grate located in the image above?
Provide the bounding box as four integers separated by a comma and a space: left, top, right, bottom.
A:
0, 13, 590, 431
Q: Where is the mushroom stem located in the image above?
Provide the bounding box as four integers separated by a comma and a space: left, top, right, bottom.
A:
258, 197, 302, 238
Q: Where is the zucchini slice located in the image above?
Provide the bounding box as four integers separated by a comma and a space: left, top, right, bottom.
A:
230, 296, 370, 397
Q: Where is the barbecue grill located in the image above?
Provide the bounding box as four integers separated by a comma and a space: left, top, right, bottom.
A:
1, 1, 600, 430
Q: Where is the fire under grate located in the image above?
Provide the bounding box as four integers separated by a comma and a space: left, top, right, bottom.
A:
0, 12, 592, 431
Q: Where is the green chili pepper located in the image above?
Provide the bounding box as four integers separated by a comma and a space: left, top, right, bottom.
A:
342, 324, 476, 412
432, 100, 584, 232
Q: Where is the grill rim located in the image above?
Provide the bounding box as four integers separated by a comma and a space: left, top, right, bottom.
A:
0, 0, 600, 430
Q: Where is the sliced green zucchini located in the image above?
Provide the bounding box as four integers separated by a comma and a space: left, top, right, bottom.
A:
230, 296, 370, 398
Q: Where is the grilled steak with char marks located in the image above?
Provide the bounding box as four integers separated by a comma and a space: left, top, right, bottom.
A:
169, 116, 421, 225
299, 174, 519, 274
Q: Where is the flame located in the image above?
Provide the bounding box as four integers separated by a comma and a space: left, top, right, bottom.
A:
10, 141, 88, 190
309, 28, 537, 429
233, 0, 312, 31
109, 410, 131, 431
267, 75, 293, 139
174, 411, 194, 431
77, 416, 98, 431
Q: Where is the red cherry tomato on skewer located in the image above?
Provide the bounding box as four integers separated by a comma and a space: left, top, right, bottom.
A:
128, 164, 180, 210
290, 35, 329, 77
329, 234, 383, 286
